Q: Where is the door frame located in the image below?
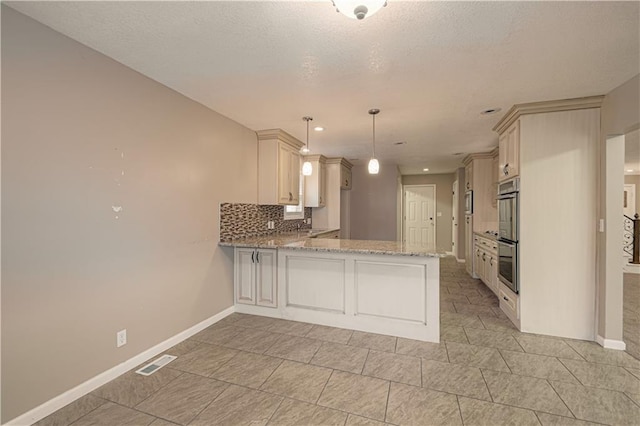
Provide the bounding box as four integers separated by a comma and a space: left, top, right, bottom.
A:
402, 184, 437, 247
452, 180, 458, 258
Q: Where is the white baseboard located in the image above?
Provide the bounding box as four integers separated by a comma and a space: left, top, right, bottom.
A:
445, 251, 454, 256
456, 257, 465, 264
596, 335, 627, 351
6, 306, 235, 426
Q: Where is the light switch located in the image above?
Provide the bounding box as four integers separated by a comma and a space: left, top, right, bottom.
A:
437, 212, 442, 217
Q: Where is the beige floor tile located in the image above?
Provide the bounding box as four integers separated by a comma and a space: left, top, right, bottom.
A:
72, 402, 155, 426
348, 331, 397, 353
466, 294, 499, 307
501, 350, 580, 384
441, 293, 470, 304
550, 380, 640, 425
305, 324, 354, 344
149, 419, 180, 426
267, 398, 347, 425
482, 370, 572, 417
515, 335, 584, 360
233, 314, 279, 329
264, 334, 323, 363
136, 373, 228, 425
362, 350, 421, 386
559, 358, 640, 394
385, 382, 462, 425
310, 341, 369, 374
190, 324, 243, 346
190, 384, 282, 426
162, 339, 203, 357
454, 302, 498, 317
260, 360, 332, 403
265, 318, 315, 336
345, 414, 388, 425
168, 343, 237, 376
464, 327, 524, 352
441, 301, 457, 313
440, 312, 485, 329
625, 390, 640, 406
421, 359, 491, 400
627, 366, 640, 380
34, 395, 106, 426
220, 327, 281, 354
440, 325, 469, 344
478, 316, 520, 334
317, 370, 390, 421
396, 337, 448, 361
458, 396, 539, 426
445, 341, 510, 372
565, 340, 640, 369
92, 368, 182, 407
535, 412, 601, 426
210, 350, 283, 388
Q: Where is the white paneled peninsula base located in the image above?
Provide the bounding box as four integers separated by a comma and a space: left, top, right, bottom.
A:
222, 236, 442, 343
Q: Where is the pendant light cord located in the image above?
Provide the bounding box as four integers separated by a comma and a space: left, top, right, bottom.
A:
372, 113, 376, 158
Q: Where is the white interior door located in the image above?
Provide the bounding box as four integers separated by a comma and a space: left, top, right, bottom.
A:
624, 184, 636, 217
452, 180, 458, 258
404, 185, 436, 251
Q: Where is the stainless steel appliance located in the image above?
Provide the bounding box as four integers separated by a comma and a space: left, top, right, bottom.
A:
465, 190, 473, 214
497, 178, 519, 293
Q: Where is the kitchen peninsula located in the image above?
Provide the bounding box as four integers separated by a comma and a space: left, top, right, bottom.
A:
220, 233, 442, 343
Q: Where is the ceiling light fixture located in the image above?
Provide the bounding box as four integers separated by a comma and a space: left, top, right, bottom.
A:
314, 126, 324, 132
480, 108, 502, 115
332, 0, 387, 20
627, 169, 634, 172
368, 108, 380, 175
302, 116, 313, 176
423, 168, 429, 172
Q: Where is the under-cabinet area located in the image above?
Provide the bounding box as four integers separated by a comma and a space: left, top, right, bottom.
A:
223, 238, 442, 343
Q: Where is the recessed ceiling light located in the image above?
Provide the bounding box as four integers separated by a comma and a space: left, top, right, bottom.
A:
314, 126, 324, 132
393, 141, 407, 145
480, 108, 502, 115
423, 168, 429, 172
453, 152, 464, 156
300, 147, 310, 153
627, 169, 634, 172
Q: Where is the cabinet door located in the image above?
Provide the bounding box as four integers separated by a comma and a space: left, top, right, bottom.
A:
488, 254, 498, 295
498, 133, 508, 182
236, 249, 256, 305
289, 150, 301, 204
465, 163, 473, 190
340, 165, 352, 190
475, 247, 482, 279
278, 144, 293, 204
465, 216, 473, 275
319, 162, 327, 206
256, 249, 277, 307
507, 120, 520, 178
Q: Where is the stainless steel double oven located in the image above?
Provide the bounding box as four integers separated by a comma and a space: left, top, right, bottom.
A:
497, 178, 519, 293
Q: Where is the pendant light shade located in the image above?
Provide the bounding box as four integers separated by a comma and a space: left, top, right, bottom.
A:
332, 0, 387, 20
368, 108, 380, 175
302, 116, 313, 176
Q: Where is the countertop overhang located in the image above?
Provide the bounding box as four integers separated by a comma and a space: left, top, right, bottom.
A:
220, 232, 444, 258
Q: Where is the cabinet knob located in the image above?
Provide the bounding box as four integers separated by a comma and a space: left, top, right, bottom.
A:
503, 296, 509, 301
289, 192, 293, 201
251, 252, 255, 263
503, 164, 509, 175
482, 253, 486, 261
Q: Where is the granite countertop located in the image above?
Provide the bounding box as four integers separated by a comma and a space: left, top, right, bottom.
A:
220, 232, 443, 257
474, 231, 499, 242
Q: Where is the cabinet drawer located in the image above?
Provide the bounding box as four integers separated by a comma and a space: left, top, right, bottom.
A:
499, 283, 519, 322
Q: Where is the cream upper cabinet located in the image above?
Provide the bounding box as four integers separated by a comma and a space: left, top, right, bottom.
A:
340, 164, 352, 190
498, 120, 520, 181
464, 163, 473, 191
304, 155, 327, 208
258, 129, 304, 206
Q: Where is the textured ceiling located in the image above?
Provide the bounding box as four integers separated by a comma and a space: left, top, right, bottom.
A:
7, 1, 640, 175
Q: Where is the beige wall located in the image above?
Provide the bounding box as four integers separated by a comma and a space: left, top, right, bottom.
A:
402, 173, 456, 253
350, 163, 398, 241
624, 174, 640, 215
598, 74, 640, 342
1, 7, 258, 422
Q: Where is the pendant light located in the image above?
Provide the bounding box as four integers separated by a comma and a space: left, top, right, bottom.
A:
332, 0, 387, 20
302, 116, 313, 176
368, 108, 380, 174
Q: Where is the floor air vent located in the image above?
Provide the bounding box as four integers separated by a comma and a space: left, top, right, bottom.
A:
135, 354, 177, 376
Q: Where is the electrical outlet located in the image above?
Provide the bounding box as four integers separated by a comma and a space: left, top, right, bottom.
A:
117, 329, 127, 348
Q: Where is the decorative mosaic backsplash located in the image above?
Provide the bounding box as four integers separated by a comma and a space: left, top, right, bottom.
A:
220, 203, 312, 241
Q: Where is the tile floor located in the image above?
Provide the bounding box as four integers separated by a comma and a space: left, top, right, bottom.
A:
36, 257, 640, 425
624, 272, 640, 361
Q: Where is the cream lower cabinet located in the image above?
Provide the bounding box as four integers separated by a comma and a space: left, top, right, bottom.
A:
474, 235, 498, 295
235, 247, 277, 307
